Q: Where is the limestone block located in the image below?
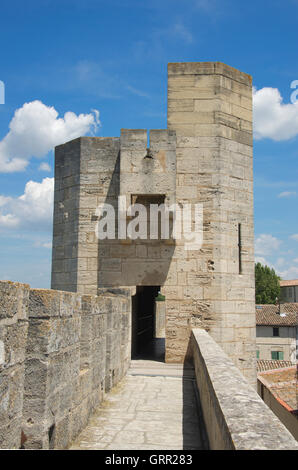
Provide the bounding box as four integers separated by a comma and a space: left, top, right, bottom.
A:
24, 358, 49, 399
0, 418, 24, 449
168, 111, 215, 125
100, 258, 122, 272
121, 129, 147, 149
77, 270, 97, 286
29, 289, 60, 319
0, 282, 30, 449
0, 281, 29, 320
168, 99, 194, 112
0, 366, 24, 424
176, 259, 197, 272
183, 286, 204, 300
0, 322, 28, 368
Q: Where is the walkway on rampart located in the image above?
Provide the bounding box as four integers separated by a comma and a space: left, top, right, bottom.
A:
69, 361, 207, 450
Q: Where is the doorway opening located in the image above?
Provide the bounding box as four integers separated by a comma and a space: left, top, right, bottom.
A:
131, 286, 165, 361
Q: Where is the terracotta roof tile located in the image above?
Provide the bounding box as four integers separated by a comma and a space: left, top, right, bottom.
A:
256, 303, 298, 326
257, 360, 293, 372
280, 279, 298, 287
258, 366, 298, 412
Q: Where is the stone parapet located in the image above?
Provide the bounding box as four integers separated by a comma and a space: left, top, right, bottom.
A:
191, 328, 298, 450
0, 281, 131, 449
0, 281, 29, 449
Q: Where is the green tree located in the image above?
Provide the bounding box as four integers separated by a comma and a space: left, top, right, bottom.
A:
255, 262, 281, 304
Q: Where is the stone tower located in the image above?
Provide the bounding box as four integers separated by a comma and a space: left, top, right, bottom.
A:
51, 62, 256, 385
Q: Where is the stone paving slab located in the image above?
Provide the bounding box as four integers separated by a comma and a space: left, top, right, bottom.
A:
69, 363, 206, 450
128, 360, 196, 378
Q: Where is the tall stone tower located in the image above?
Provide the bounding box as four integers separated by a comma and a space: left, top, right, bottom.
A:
166, 63, 255, 384
51, 62, 256, 385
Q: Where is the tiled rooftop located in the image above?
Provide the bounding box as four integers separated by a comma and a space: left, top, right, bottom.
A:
257, 360, 293, 372
280, 279, 298, 287
256, 303, 298, 326
258, 366, 298, 414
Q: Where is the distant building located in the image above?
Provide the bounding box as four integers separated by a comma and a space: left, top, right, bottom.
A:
256, 304, 298, 363
280, 279, 298, 303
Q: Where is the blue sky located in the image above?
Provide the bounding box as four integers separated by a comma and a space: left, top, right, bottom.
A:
1, 0, 298, 287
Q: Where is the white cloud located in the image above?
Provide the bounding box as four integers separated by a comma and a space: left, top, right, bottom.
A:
39, 162, 51, 172
0, 196, 12, 207
255, 256, 296, 279
0, 213, 19, 228
255, 256, 271, 266
255, 239, 298, 280
0, 100, 100, 173
278, 191, 297, 198
0, 177, 54, 231
278, 265, 298, 280
0, 257, 52, 289
290, 234, 298, 241
253, 87, 298, 141
276, 257, 286, 267
255, 234, 282, 256
255, 256, 279, 272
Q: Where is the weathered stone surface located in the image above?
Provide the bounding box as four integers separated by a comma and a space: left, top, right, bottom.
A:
166, 62, 256, 383
69, 363, 206, 450
0, 281, 29, 449
21, 287, 130, 450
0, 281, 29, 320
191, 329, 298, 450
0, 280, 131, 450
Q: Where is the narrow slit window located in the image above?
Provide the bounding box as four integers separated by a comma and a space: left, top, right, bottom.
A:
238, 223, 242, 274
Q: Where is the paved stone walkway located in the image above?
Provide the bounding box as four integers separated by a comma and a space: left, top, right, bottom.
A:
69, 361, 206, 450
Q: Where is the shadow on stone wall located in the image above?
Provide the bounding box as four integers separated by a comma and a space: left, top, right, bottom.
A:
97, 148, 175, 289
182, 341, 209, 450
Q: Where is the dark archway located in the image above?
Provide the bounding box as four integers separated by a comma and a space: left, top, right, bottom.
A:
131, 286, 165, 361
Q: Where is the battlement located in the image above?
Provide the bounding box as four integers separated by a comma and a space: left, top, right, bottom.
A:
120, 129, 176, 206
120, 128, 176, 149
